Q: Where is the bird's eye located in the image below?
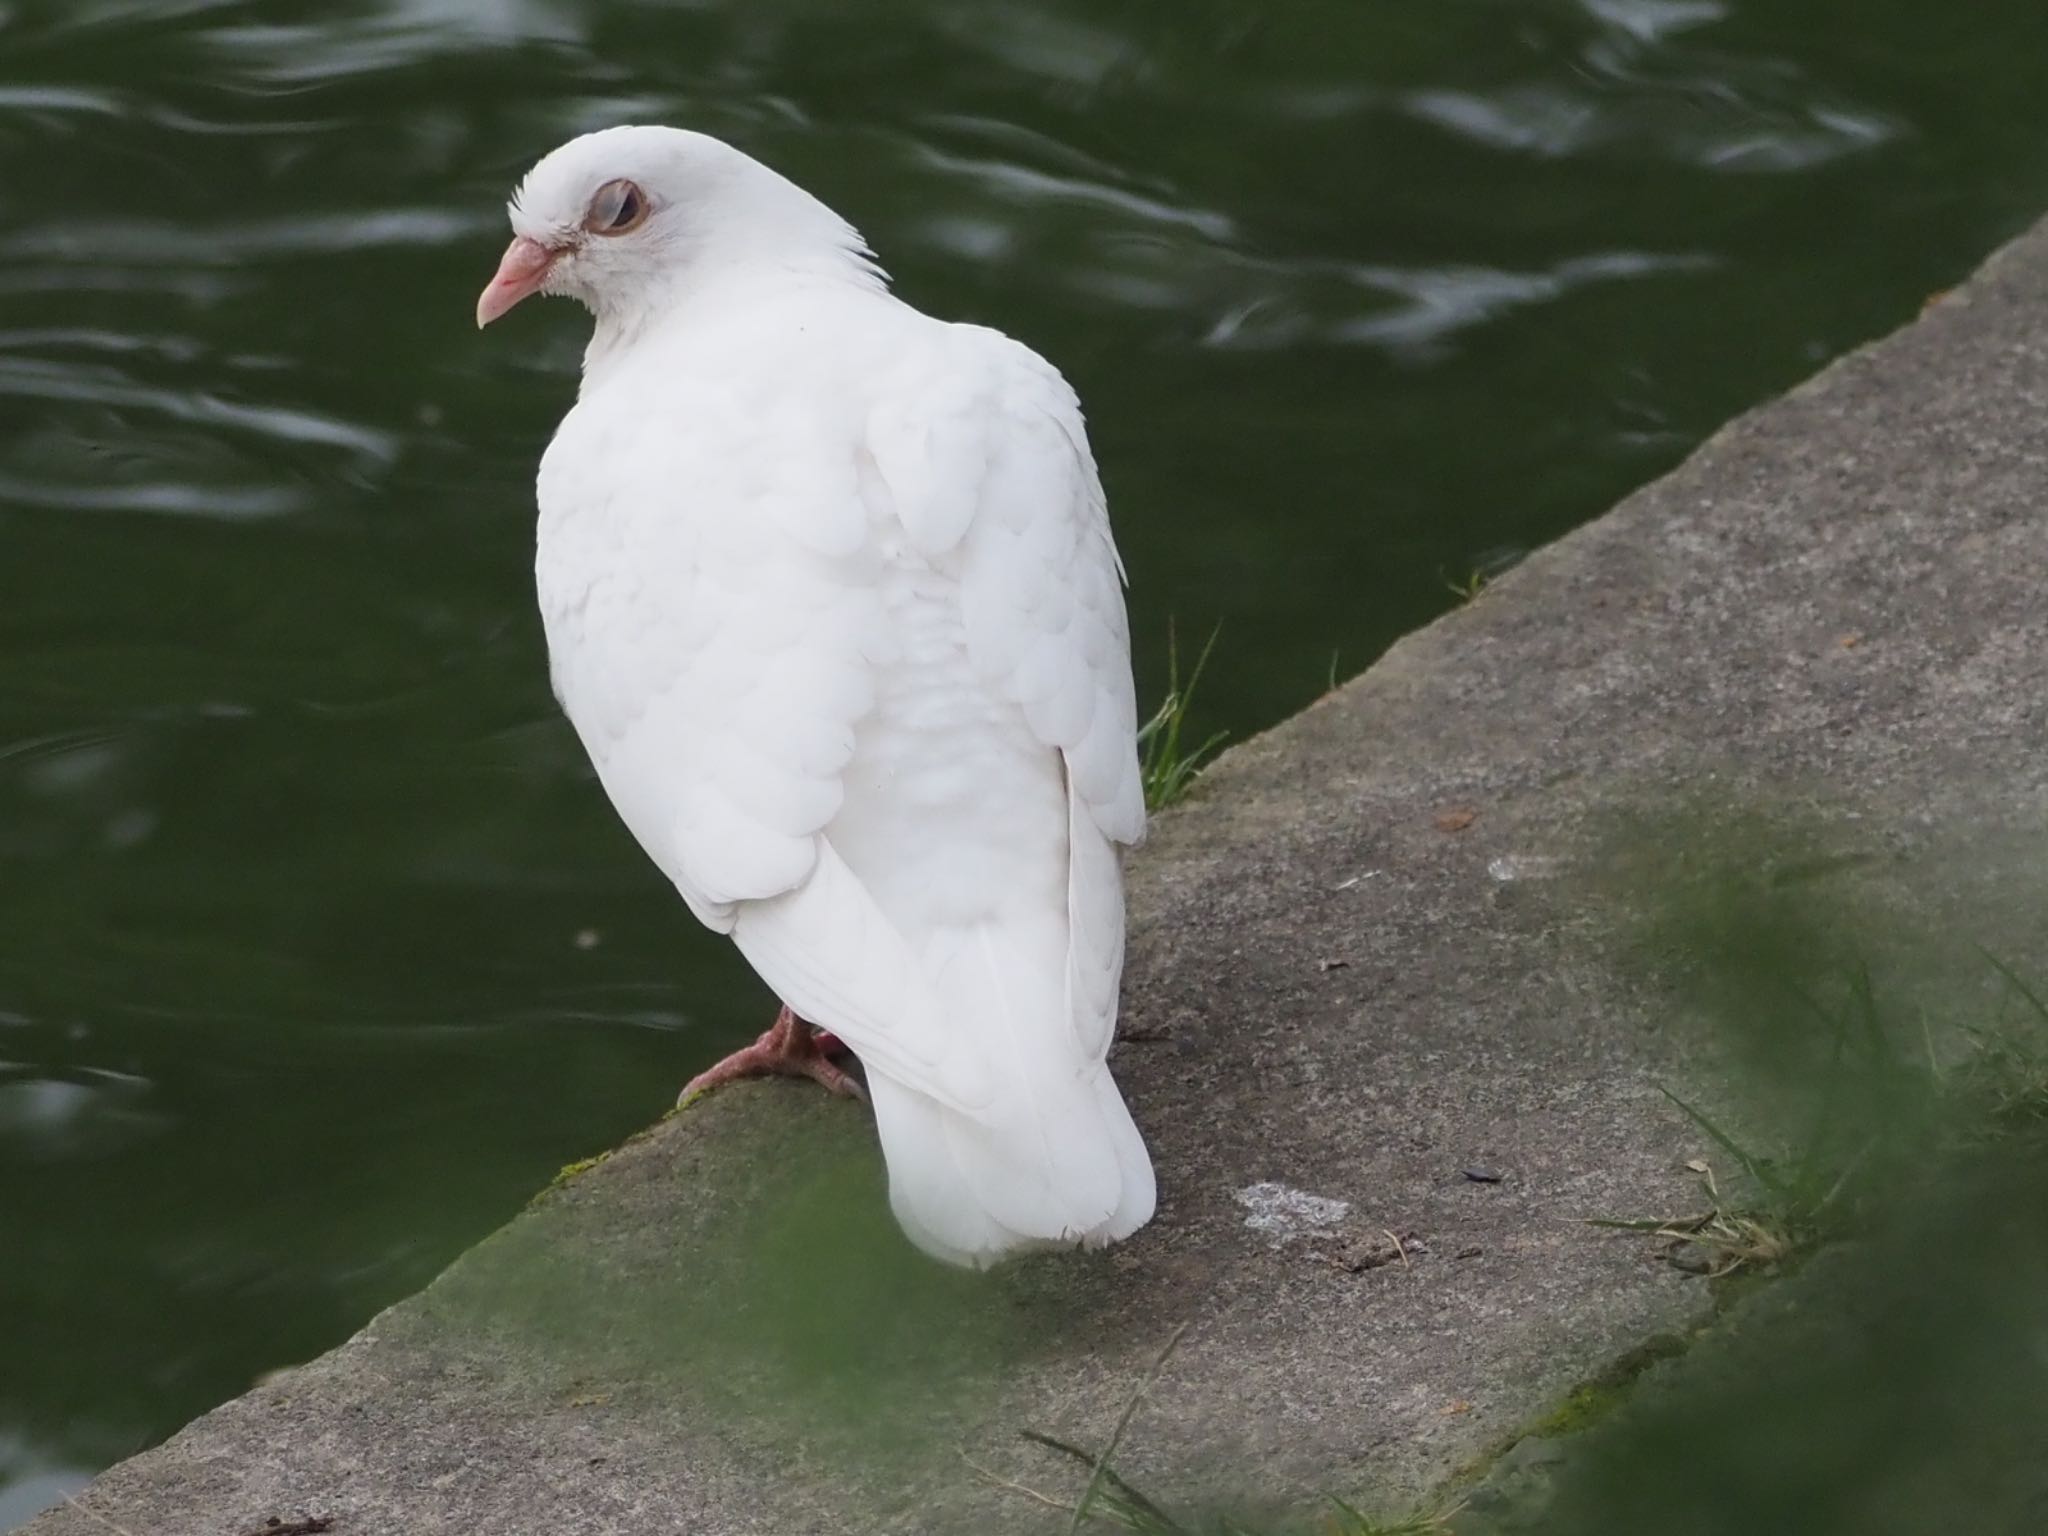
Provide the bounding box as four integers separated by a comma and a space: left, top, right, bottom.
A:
584, 179, 648, 236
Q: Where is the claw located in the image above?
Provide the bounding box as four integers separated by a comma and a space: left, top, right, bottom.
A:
678, 1006, 865, 1106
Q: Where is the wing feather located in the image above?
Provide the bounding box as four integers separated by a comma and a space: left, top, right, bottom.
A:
539, 310, 1142, 1110
873, 325, 1146, 1064
903, 326, 1146, 847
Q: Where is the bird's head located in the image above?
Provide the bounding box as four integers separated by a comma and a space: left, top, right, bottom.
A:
476, 125, 881, 330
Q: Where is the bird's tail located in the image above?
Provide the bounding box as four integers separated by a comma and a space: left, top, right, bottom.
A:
865, 913, 1155, 1268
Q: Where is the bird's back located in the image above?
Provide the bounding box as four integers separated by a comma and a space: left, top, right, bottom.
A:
536, 282, 1154, 1264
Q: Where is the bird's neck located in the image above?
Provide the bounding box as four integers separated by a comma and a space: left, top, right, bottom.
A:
580, 174, 886, 386
580, 235, 886, 389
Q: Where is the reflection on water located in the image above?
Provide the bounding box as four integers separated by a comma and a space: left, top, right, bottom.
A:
4, 0, 2048, 1519
0, 1440, 89, 1536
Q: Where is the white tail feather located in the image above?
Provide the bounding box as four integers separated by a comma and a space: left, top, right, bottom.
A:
869, 917, 1154, 1268
729, 841, 1154, 1269
868, 1069, 1153, 1267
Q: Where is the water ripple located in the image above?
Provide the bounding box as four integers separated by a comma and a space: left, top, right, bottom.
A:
1332, 251, 1720, 353
0, 329, 206, 362
1400, 84, 1903, 170
930, 5, 1143, 90
0, 208, 497, 264
1197, 249, 1718, 355
909, 144, 1237, 243
0, 85, 128, 117
0, 358, 396, 462
200, 1, 587, 87
1578, 0, 1728, 44
0, 472, 306, 519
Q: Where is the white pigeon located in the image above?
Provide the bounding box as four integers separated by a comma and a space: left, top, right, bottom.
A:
477, 125, 1155, 1267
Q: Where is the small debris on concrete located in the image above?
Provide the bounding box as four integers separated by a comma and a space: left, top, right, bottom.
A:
1463, 1168, 1504, 1184
1434, 807, 1478, 833
243, 1520, 333, 1536
1311, 1229, 1424, 1275
1317, 957, 1351, 973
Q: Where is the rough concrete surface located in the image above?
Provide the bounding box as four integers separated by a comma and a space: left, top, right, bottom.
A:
27, 214, 2048, 1535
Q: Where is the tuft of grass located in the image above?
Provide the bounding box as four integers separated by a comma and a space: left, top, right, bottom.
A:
1138, 624, 1227, 811
1599, 950, 2048, 1278
1590, 1140, 1811, 1280
1953, 946, 2048, 1134
1441, 568, 1489, 603
1440, 546, 1527, 606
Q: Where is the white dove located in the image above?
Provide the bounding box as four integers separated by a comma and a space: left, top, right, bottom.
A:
476, 126, 1155, 1267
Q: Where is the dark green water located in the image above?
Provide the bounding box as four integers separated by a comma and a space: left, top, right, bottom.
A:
3, 0, 2047, 1521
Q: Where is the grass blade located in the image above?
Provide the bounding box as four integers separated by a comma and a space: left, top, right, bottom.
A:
1977, 945, 2048, 1030
1021, 1432, 1183, 1532
1139, 623, 1226, 811
1658, 1085, 1790, 1199
1067, 1322, 1190, 1532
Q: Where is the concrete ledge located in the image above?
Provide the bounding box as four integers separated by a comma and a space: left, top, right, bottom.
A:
26, 212, 2048, 1535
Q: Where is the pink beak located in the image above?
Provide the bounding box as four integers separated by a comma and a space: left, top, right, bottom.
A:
475, 236, 559, 328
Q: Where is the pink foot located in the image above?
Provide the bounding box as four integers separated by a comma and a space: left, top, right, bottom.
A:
677, 1006, 864, 1107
